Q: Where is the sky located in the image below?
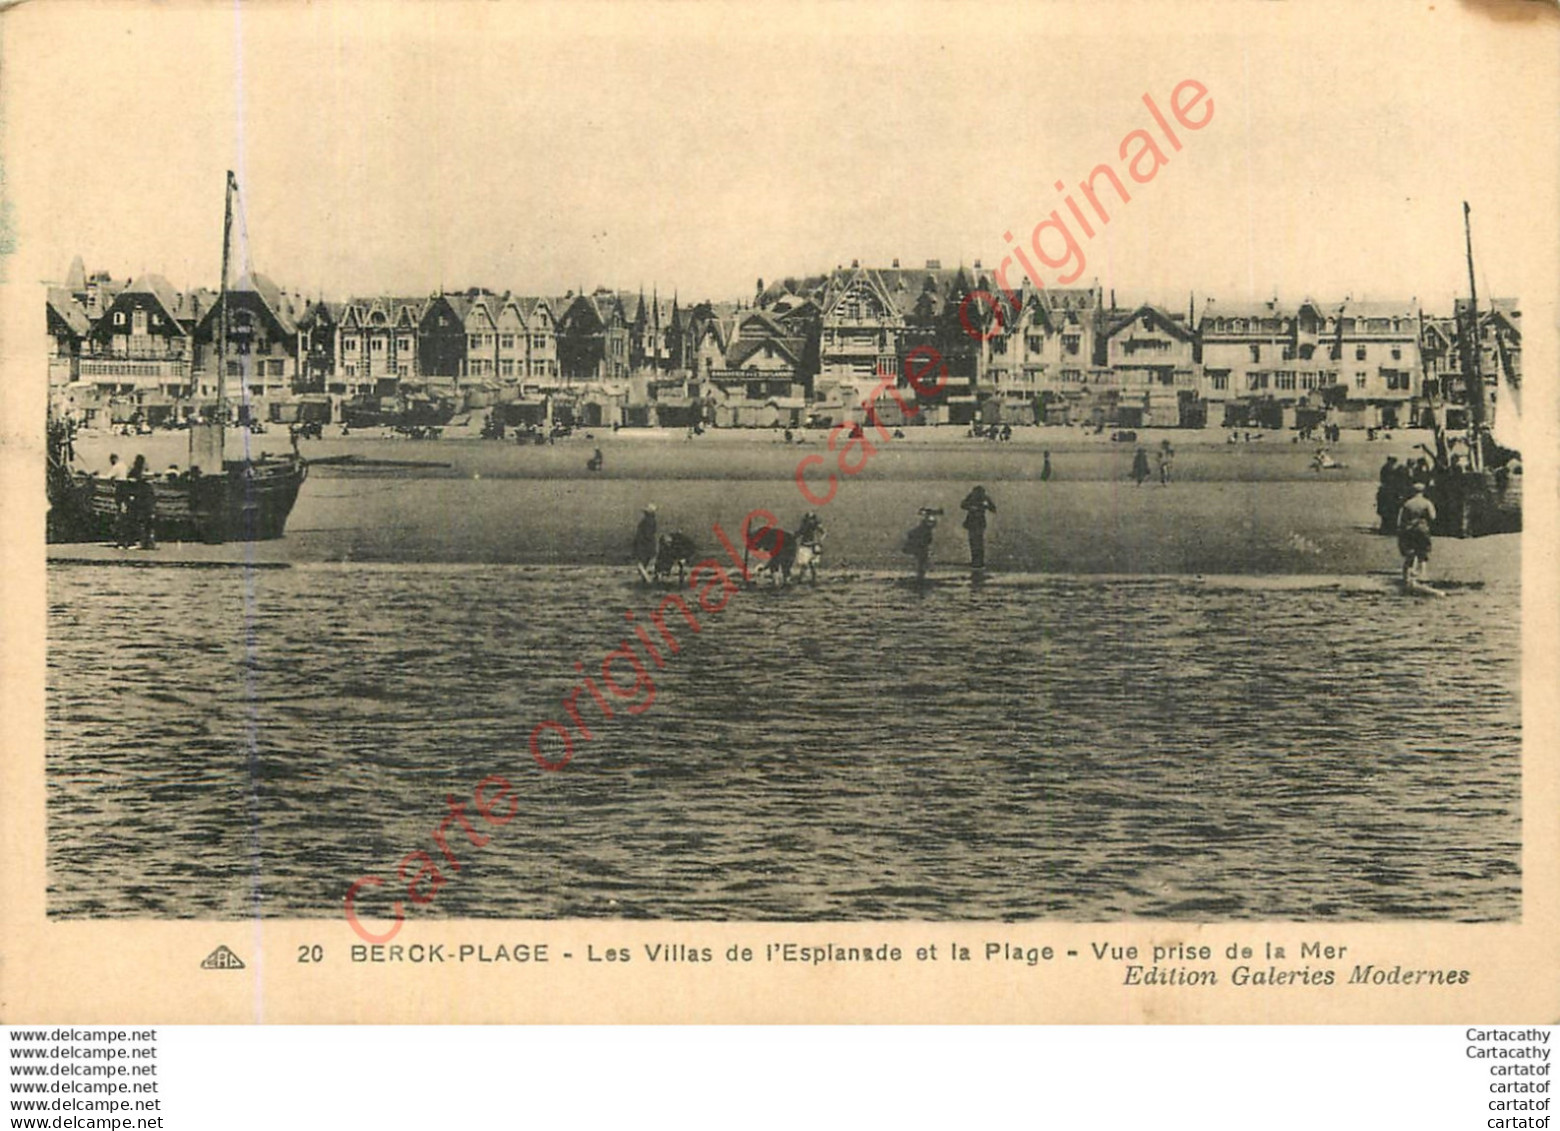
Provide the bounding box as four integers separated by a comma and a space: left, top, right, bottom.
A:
3, 0, 1557, 313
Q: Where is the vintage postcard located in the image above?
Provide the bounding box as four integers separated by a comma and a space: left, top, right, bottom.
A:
0, 0, 1556, 1024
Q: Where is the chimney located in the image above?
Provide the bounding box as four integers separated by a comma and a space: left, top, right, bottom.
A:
973, 259, 982, 269
926, 259, 941, 270
891, 258, 900, 268
851, 258, 860, 268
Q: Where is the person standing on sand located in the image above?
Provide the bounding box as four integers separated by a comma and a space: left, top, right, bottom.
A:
960, 485, 996, 571
1041, 451, 1052, 481
127, 455, 157, 550
1396, 481, 1436, 586
1157, 440, 1175, 485
633, 504, 658, 582
1131, 446, 1151, 486
1377, 456, 1400, 534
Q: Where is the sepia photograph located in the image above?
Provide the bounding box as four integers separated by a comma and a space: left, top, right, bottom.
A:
2, 0, 1556, 1025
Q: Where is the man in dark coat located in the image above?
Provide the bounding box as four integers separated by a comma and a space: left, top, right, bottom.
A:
127, 456, 156, 550
959, 485, 996, 570
1131, 446, 1151, 486
903, 509, 938, 582
1377, 456, 1400, 533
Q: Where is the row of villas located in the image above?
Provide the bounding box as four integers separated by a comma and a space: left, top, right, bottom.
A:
807, 260, 1521, 430
46, 254, 1521, 430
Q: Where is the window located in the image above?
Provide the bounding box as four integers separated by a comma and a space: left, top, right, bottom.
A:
1355, 345, 1367, 361
501, 334, 515, 349
1355, 371, 1367, 388
501, 359, 514, 377
469, 335, 482, 349
1300, 373, 1317, 390
114, 311, 125, 326
1063, 335, 1080, 356
1026, 334, 1043, 353
1299, 344, 1314, 360
371, 338, 384, 351
1275, 372, 1296, 390
344, 339, 357, 351
532, 335, 547, 350
1249, 344, 1261, 363
1281, 345, 1295, 361
398, 338, 412, 352
1391, 346, 1402, 360
1246, 373, 1269, 391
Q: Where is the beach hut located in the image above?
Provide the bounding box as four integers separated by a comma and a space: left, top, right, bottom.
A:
767, 396, 807, 428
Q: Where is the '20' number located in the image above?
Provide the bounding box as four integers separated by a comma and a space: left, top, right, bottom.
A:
297, 944, 324, 964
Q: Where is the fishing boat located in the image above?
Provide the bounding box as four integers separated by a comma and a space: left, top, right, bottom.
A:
1422, 202, 1521, 538
46, 171, 307, 545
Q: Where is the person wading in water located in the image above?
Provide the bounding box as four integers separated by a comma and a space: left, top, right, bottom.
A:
1396, 481, 1436, 587
903, 508, 940, 583
632, 503, 658, 583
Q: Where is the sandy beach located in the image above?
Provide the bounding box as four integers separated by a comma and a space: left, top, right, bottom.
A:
56, 427, 1519, 580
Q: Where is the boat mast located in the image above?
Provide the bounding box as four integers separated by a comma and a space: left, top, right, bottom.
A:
1461, 201, 1485, 468
218, 170, 235, 436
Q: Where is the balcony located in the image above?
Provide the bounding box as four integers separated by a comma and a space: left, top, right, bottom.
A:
80, 358, 192, 384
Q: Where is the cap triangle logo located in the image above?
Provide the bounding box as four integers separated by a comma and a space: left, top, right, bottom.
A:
199, 944, 246, 970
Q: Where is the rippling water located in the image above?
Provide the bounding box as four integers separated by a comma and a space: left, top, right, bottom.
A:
47, 562, 1521, 921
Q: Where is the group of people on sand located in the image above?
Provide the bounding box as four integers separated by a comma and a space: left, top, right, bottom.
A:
1131, 440, 1175, 486
101, 453, 159, 550
1376, 456, 1438, 535
902, 485, 997, 581
1377, 455, 1443, 586
629, 483, 1003, 586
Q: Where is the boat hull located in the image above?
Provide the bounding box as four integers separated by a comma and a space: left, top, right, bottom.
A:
1430, 467, 1521, 538
48, 458, 307, 544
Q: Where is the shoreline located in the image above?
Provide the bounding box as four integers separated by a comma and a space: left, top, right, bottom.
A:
51, 429, 1518, 579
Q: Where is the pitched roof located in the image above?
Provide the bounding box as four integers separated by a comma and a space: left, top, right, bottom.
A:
1200, 298, 1293, 322
234, 272, 300, 334
46, 288, 90, 336
725, 336, 800, 368
122, 274, 185, 325
1344, 298, 1417, 320
1102, 303, 1195, 342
